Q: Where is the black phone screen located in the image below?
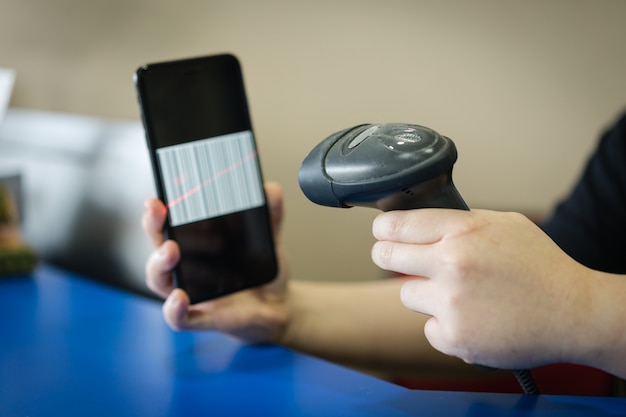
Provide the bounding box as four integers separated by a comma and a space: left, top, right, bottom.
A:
135, 54, 278, 303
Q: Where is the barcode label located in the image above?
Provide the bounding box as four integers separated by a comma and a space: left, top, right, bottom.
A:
157, 130, 265, 226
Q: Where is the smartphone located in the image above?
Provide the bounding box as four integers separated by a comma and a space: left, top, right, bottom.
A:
134, 54, 278, 304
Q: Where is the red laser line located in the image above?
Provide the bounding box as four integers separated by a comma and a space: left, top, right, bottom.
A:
166, 150, 258, 210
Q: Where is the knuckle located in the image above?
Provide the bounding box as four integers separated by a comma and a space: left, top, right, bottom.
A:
437, 240, 474, 279
372, 241, 395, 270
388, 211, 407, 238
373, 211, 404, 240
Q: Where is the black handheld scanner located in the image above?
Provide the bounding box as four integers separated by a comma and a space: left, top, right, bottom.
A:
298, 123, 468, 211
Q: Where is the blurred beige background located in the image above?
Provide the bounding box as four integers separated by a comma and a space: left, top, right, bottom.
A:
2, 0, 626, 284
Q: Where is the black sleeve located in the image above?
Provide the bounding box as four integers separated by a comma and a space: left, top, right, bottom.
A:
541, 111, 626, 274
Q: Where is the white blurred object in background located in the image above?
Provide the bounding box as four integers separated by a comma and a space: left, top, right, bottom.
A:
0, 68, 15, 126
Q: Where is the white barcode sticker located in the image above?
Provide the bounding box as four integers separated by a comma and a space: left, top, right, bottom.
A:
157, 130, 265, 226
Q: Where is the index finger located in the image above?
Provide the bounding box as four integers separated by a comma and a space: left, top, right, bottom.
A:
372, 208, 470, 244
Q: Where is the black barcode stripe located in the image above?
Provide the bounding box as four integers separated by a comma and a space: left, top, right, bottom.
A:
156, 131, 265, 226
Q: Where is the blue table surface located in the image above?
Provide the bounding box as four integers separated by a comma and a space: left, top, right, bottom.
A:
1, 265, 626, 417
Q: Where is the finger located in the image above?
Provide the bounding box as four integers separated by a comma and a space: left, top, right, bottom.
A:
400, 277, 438, 317
163, 289, 214, 331
264, 182, 284, 241
371, 240, 438, 277
163, 289, 191, 330
422, 316, 451, 356
400, 281, 455, 358
142, 198, 167, 247
372, 208, 469, 244
145, 240, 180, 298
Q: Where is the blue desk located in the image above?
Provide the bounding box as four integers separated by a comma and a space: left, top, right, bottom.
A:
2, 265, 626, 416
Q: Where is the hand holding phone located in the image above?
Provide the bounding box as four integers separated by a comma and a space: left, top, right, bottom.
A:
134, 54, 278, 304
142, 181, 289, 343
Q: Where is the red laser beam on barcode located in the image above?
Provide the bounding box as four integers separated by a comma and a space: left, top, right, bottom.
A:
166, 150, 258, 210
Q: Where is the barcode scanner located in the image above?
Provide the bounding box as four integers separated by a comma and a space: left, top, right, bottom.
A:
298, 123, 468, 211
298, 122, 540, 395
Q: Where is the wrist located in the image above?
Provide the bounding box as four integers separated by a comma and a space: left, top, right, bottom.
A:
275, 280, 313, 349
559, 267, 626, 378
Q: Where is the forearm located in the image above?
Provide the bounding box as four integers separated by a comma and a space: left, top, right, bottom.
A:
279, 278, 480, 377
